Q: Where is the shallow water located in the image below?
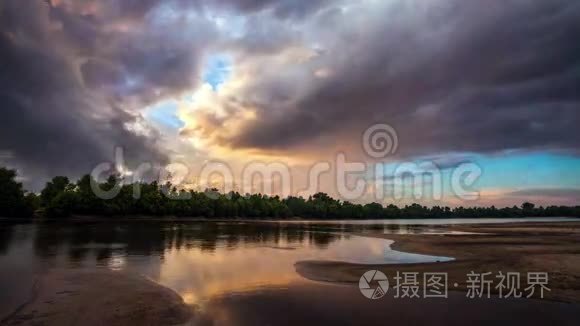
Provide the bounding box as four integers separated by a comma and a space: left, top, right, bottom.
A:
0, 220, 579, 325
273, 216, 578, 225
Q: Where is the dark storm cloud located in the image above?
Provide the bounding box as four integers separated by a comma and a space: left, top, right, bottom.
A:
226, 0, 580, 158
201, 0, 331, 19
0, 0, 335, 189
3, 0, 580, 190
0, 0, 212, 189
49, 0, 213, 104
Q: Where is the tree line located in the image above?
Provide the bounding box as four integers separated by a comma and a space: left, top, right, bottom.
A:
1, 167, 579, 219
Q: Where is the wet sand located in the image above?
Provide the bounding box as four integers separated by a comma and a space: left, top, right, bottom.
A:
192, 282, 580, 326
0, 269, 193, 326
296, 222, 580, 303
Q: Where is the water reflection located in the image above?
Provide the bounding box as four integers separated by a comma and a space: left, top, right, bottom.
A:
275, 217, 578, 225
192, 284, 580, 326
27, 221, 441, 263
1, 220, 579, 325
0, 225, 14, 255
0, 221, 451, 308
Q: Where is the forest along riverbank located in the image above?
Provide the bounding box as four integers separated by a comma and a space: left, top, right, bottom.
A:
295, 222, 580, 303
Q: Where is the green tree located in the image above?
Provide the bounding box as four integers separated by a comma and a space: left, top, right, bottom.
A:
25, 193, 41, 212
45, 191, 78, 218
0, 167, 34, 217
520, 202, 536, 217
41, 176, 73, 206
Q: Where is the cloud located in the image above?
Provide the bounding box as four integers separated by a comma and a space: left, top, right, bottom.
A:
465, 187, 580, 208
182, 0, 580, 160
199, 0, 332, 19
0, 0, 219, 189
3, 0, 580, 198
508, 188, 580, 200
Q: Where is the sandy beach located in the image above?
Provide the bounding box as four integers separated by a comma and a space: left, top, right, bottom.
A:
296, 222, 580, 303
0, 269, 193, 326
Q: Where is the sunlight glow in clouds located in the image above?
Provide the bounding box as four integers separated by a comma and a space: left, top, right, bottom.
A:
1, 0, 579, 206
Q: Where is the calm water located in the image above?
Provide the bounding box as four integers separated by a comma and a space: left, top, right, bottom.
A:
1, 219, 579, 325
273, 216, 578, 225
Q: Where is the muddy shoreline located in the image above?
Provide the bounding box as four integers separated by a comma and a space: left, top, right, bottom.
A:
1, 269, 193, 326
296, 222, 580, 303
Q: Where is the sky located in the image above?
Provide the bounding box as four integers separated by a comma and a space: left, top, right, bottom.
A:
1, 0, 579, 207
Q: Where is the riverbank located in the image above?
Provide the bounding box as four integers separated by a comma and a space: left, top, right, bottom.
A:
296, 222, 580, 303
0, 269, 193, 326
2, 215, 579, 224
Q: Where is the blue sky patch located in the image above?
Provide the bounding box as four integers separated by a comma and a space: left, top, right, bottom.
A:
203, 53, 233, 90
